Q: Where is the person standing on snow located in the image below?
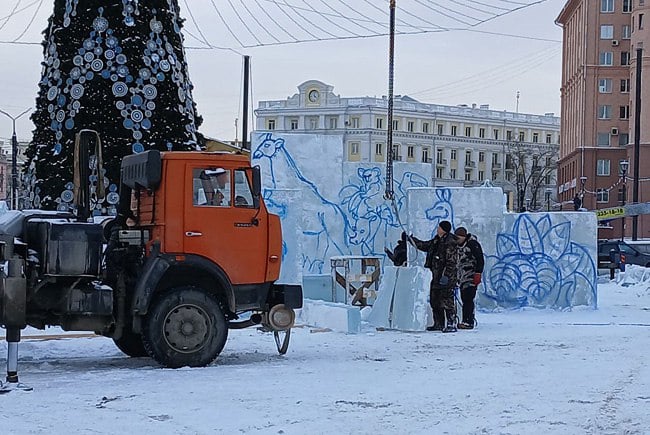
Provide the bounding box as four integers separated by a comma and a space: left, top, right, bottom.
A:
454, 227, 484, 330
411, 220, 459, 333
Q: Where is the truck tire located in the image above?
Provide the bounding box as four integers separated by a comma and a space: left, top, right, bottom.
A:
142, 286, 228, 368
113, 329, 148, 358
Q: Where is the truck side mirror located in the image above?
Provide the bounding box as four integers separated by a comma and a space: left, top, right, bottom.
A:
252, 165, 261, 208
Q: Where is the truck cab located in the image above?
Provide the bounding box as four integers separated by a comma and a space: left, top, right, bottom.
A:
0, 139, 301, 380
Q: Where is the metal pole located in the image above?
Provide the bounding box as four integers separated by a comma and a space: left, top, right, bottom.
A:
384, 0, 396, 200
0, 108, 30, 210
632, 46, 642, 240
621, 170, 627, 241
242, 55, 250, 151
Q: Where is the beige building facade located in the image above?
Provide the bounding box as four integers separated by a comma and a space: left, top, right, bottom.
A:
255, 80, 560, 212
557, 0, 650, 239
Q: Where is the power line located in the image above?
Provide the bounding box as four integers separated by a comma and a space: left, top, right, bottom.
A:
0, 0, 22, 32
10, 0, 43, 43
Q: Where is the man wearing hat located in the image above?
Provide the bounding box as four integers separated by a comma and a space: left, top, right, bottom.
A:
411, 220, 459, 332
454, 226, 484, 329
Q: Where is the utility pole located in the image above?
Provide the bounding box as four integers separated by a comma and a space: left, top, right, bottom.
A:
241, 55, 250, 151
632, 44, 642, 240
0, 108, 31, 210
516, 90, 520, 114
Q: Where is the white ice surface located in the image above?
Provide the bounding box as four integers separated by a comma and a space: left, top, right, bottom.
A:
1, 276, 649, 434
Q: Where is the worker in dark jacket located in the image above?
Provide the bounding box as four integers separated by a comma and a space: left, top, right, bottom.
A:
454, 227, 484, 329
385, 231, 407, 266
411, 220, 459, 333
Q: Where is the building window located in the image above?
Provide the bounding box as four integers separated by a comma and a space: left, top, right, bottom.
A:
479, 128, 485, 138
464, 171, 472, 181
492, 153, 499, 165
598, 105, 612, 119
597, 159, 611, 176
436, 148, 443, 163
493, 129, 499, 140
599, 78, 612, 93
518, 131, 525, 142
407, 145, 414, 158
350, 117, 360, 128
623, 0, 632, 13
308, 116, 318, 129
436, 167, 444, 179
451, 125, 457, 136
451, 149, 457, 160
619, 133, 629, 146
492, 171, 499, 180
601, 0, 613, 12
478, 151, 485, 163
621, 78, 630, 93
407, 121, 414, 132
290, 118, 298, 130
437, 124, 444, 135
620, 105, 630, 119
465, 126, 472, 137
392, 144, 400, 160
450, 169, 457, 179
599, 51, 613, 65
640, 13, 644, 30
376, 117, 384, 129
622, 24, 631, 39
546, 134, 552, 144
600, 25, 614, 39
596, 189, 609, 203
392, 120, 399, 130
375, 143, 383, 155
422, 122, 429, 133
597, 133, 611, 146
532, 133, 539, 143
621, 51, 631, 66
329, 117, 338, 129
267, 119, 276, 130
506, 130, 513, 140
478, 171, 484, 181
350, 142, 359, 155
422, 147, 430, 162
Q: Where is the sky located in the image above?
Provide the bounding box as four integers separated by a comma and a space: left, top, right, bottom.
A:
2, 270, 649, 433
0, 0, 566, 144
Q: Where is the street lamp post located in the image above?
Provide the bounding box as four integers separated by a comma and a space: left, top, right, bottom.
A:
546, 187, 553, 211
620, 160, 629, 241
0, 108, 31, 210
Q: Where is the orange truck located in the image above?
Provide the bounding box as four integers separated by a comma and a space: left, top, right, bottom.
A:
0, 130, 302, 389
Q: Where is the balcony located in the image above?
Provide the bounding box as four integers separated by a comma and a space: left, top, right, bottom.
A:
436, 159, 447, 167
492, 163, 501, 169
464, 161, 476, 169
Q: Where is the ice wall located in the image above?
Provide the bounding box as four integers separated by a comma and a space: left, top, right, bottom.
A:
252, 132, 598, 309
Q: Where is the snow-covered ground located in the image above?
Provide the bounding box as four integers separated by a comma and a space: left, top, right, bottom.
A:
1, 273, 650, 435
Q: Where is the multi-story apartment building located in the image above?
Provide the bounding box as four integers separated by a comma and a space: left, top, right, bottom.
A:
255, 80, 560, 212
557, 0, 650, 239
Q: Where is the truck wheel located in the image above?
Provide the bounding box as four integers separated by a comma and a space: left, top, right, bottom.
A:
113, 329, 148, 358
142, 286, 228, 368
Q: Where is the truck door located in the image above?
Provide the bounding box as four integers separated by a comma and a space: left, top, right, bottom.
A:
184, 165, 268, 285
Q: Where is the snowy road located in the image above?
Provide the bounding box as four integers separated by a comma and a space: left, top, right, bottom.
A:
2, 280, 650, 435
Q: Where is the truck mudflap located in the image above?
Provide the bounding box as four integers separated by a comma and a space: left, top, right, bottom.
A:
271, 284, 303, 309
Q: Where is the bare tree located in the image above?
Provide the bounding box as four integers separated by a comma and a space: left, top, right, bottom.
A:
505, 141, 558, 212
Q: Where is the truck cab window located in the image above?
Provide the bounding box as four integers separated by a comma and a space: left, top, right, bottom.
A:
234, 170, 254, 207
193, 167, 230, 207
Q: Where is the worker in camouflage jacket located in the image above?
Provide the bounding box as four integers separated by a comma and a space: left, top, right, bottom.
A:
454, 227, 485, 329
411, 220, 459, 333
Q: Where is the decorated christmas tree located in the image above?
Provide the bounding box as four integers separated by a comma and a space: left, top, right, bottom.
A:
23, 0, 202, 213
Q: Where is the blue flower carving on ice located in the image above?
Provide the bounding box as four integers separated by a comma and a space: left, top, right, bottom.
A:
484, 214, 597, 309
